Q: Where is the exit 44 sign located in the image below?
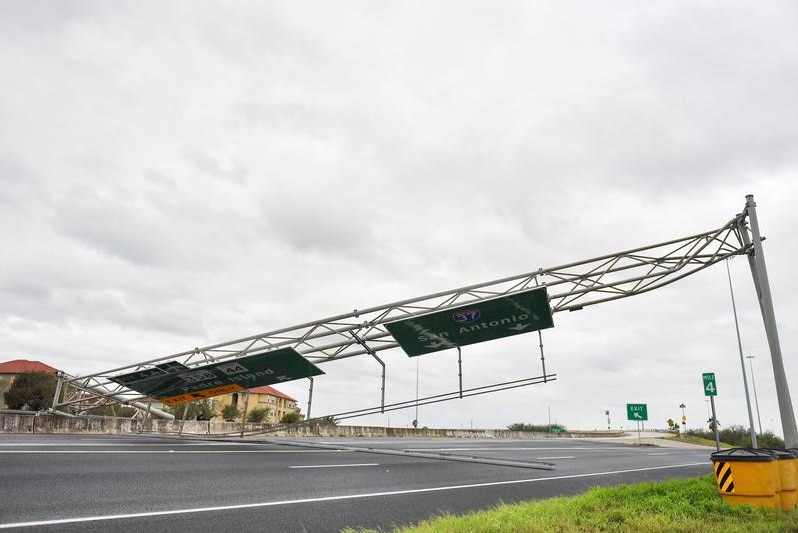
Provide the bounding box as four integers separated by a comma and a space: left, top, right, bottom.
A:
703, 372, 718, 397
626, 403, 648, 421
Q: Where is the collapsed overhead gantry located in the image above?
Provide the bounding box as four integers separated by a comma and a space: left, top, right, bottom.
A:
52, 195, 797, 447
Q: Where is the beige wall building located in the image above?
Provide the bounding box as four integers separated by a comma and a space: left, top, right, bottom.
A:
214, 385, 302, 423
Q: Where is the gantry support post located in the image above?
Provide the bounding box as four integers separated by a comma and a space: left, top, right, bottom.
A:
307, 377, 314, 420
352, 331, 386, 412
744, 195, 797, 447
457, 347, 463, 399
51, 373, 64, 411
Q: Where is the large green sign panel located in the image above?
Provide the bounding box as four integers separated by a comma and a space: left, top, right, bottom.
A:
385, 288, 554, 357
109, 348, 324, 405
626, 403, 648, 421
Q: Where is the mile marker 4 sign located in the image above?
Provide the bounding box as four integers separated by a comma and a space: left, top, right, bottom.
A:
703, 372, 718, 397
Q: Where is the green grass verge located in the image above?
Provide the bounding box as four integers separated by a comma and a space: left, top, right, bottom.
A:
345, 475, 797, 533
664, 434, 734, 448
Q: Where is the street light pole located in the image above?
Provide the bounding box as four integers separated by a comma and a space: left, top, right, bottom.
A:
746, 355, 763, 435
726, 259, 758, 448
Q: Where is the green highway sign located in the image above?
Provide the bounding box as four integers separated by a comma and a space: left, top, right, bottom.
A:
626, 403, 648, 421
703, 372, 718, 397
384, 287, 554, 357
110, 348, 324, 405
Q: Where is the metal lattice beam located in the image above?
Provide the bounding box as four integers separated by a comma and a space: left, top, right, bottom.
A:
54, 209, 751, 416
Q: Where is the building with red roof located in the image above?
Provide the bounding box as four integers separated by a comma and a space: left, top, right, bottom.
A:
0, 359, 58, 375
214, 385, 302, 424
0, 359, 60, 409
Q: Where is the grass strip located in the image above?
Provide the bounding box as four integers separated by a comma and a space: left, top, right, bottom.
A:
345, 475, 797, 533
664, 434, 734, 448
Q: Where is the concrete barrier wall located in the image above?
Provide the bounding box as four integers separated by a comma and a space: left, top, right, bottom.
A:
0, 413, 624, 439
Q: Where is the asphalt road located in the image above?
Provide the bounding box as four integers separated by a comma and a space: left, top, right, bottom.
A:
0, 433, 712, 532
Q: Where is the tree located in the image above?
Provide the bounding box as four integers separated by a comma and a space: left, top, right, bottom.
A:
280, 411, 301, 424
3, 372, 57, 411
246, 407, 270, 423
166, 399, 217, 420
221, 404, 241, 422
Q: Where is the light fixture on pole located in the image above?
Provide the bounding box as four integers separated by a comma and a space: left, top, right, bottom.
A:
746, 355, 763, 435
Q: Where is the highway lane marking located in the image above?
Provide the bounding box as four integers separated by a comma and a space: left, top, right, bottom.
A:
404, 447, 665, 452
0, 442, 263, 448
0, 450, 350, 454
536, 456, 575, 460
0, 462, 709, 529
289, 463, 380, 469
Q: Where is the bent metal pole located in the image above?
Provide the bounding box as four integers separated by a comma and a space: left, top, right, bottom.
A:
744, 195, 798, 448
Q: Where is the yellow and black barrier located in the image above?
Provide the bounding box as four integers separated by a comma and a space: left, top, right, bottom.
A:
765, 449, 796, 512
711, 448, 780, 508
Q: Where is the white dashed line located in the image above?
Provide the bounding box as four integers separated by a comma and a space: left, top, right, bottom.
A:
289, 463, 379, 469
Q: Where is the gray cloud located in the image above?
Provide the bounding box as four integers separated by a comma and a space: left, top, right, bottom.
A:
0, 1, 795, 433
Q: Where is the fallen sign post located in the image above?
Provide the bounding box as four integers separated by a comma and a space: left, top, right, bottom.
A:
385, 287, 554, 357
626, 403, 648, 445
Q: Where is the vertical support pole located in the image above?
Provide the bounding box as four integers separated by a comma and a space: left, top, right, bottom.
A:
240, 392, 250, 438
457, 347, 463, 399
710, 396, 720, 452
178, 403, 188, 436
307, 377, 314, 420
367, 352, 386, 413
379, 360, 386, 413
140, 397, 153, 433
51, 373, 64, 411
414, 358, 419, 428
352, 331, 386, 413
538, 331, 547, 381
726, 260, 758, 448
636, 420, 641, 446
744, 195, 798, 448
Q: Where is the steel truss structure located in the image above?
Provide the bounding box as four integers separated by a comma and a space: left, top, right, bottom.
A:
52, 196, 797, 447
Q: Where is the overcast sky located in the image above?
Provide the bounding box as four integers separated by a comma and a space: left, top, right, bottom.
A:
2, 1, 797, 433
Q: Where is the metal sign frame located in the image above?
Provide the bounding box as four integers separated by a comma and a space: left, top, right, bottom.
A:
51, 196, 797, 449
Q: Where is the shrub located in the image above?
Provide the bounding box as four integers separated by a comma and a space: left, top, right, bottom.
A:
246, 407, 270, 423
221, 404, 241, 422
280, 411, 301, 424
507, 422, 566, 433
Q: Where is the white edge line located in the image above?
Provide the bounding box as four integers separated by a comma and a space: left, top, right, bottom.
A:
0, 450, 345, 454
289, 463, 380, 469
0, 462, 710, 529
